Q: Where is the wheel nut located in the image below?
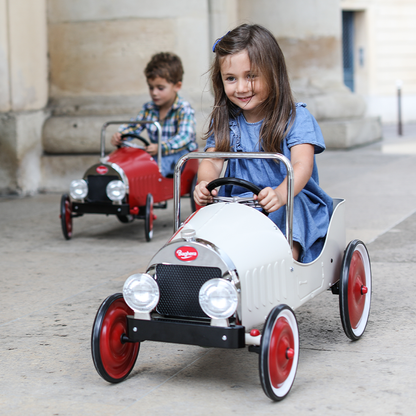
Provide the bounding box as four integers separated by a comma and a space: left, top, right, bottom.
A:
286, 347, 294, 360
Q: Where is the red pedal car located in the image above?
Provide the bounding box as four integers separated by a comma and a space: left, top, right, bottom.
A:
60, 120, 198, 241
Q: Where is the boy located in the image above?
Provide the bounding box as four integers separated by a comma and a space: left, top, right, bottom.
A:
111, 52, 197, 176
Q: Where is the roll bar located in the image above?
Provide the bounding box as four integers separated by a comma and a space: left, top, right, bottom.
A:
100, 120, 162, 173
173, 152, 294, 250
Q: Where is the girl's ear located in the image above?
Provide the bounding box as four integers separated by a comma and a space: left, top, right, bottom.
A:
174, 81, 182, 92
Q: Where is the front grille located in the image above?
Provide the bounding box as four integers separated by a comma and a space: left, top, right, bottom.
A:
86, 175, 118, 202
155, 264, 222, 319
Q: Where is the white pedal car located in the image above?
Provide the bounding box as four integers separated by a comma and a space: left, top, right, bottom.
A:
91, 152, 372, 401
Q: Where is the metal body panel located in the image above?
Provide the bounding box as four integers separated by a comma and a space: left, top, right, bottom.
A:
174, 152, 294, 249
148, 198, 345, 331
291, 198, 345, 306
126, 316, 246, 349
79, 147, 197, 209
156, 203, 293, 330
72, 201, 130, 216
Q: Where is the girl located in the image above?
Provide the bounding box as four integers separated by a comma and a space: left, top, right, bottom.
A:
194, 24, 333, 263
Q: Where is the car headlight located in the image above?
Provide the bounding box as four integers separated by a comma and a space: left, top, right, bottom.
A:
199, 278, 238, 319
106, 180, 126, 202
69, 179, 88, 200
123, 273, 160, 313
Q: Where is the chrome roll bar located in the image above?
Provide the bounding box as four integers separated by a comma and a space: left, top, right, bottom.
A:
100, 120, 162, 173
173, 152, 294, 250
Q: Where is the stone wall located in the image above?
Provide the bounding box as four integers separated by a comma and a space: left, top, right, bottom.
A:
0, 0, 383, 195
238, 0, 381, 148
0, 0, 48, 195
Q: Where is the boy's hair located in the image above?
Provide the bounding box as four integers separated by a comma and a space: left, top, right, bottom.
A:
205, 24, 295, 154
144, 52, 184, 84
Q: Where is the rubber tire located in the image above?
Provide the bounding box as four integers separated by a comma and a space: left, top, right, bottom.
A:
60, 194, 73, 240
145, 193, 154, 242
259, 305, 299, 401
91, 293, 140, 383
339, 240, 372, 341
190, 174, 197, 212
116, 214, 134, 224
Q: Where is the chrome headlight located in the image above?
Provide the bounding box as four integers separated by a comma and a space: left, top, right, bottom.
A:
199, 278, 238, 319
123, 273, 159, 313
106, 180, 126, 202
69, 179, 88, 200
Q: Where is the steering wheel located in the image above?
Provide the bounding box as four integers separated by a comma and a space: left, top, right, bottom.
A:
206, 177, 268, 215
120, 133, 150, 149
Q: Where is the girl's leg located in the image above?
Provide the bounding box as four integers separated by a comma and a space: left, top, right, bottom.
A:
292, 241, 301, 261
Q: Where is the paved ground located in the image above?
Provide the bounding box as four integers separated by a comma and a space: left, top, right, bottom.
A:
1, 123, 416, 415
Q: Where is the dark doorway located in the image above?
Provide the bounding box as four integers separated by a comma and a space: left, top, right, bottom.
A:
342, 11, 355, 92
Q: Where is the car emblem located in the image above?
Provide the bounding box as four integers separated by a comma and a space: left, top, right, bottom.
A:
175, 246, 198, 261
96, 165, 108, 175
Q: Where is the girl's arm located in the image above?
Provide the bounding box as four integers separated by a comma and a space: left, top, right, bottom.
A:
193, 148, 225, 206
255, 143, 315, 212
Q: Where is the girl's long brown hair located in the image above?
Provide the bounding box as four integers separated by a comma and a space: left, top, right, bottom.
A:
204, 24, 295, 153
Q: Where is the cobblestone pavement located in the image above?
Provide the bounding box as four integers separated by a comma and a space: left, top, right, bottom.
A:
1, 124, 416, 415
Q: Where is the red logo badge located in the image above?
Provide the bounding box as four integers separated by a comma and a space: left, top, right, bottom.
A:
175, 246, 198, 261
96, 165, 108, 175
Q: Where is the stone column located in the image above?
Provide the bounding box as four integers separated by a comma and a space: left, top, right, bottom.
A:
0, 0, 48, 195
238, 0, 381, 148
41, 0, 212, 192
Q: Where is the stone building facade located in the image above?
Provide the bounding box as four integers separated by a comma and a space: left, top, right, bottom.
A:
341, 0, 416, 123
1, 0, 383, 196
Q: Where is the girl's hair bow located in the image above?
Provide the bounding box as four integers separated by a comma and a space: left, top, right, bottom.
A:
212, 31, 230, 52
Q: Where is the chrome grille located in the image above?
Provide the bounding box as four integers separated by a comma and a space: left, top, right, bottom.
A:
86, 175, 118, 202
155, 264, 222, 319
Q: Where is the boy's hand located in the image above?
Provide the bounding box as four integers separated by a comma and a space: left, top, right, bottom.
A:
254, 187, 284, 213
111, 132, 123, 146
146, 143, 158, 156
193, 181, 218, 206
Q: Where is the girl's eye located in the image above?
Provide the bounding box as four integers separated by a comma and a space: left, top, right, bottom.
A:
158, 87, 165, 91
248, 74, 257, 80
225, 76, 235, 82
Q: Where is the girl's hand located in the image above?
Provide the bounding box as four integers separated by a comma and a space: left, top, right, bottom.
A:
255, 187, 285, 213
193, 181, 218, 206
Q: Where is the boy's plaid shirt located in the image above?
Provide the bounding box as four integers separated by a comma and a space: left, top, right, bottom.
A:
118, 95, 197, 155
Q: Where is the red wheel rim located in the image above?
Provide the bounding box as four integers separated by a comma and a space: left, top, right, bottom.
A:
269, 316, 294, 387
64, 199, 72, 237
99, 298, 139, 379
348, 250, 367, 329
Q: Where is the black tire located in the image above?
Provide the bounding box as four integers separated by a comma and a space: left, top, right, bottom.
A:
91, 293, 140, 383
259, 305, 299, 401
116, 214, 134, 224
144, 193, 154, 242
339, 240, 372, 341
60, 194, 73, 240
190, 174, 198, 212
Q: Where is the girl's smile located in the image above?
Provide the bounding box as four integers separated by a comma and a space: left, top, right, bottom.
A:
220, 50, 268, 123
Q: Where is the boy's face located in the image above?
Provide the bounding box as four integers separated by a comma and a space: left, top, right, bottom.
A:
147, 77, 181, 111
